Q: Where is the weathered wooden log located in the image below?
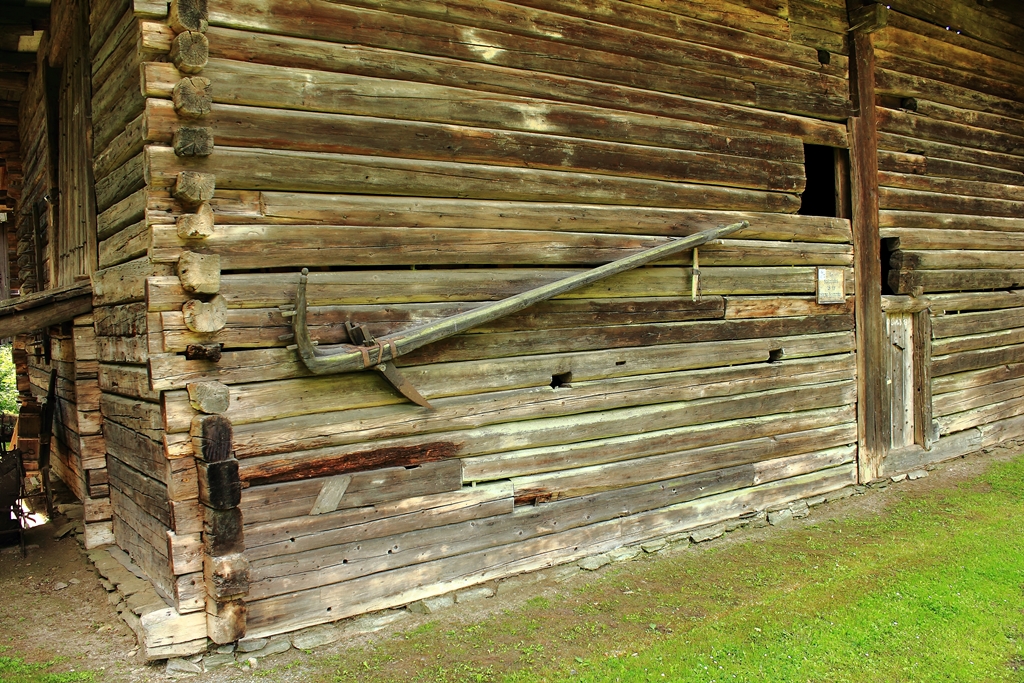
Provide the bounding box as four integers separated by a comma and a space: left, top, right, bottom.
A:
875, 66, 1024, 122
890, 268, 1024, 295
243, 482, 511, 557
932, 342, 1024, 377
145, 146, 800, 212
170, 30, 208, 73
878, 130, 1024, 176
175, 201, 215, 239
879, 210, 1024, 232
174, 572, 204, 613
146, 36, 848, 146
99, 219, 148, 269
873, 21, 1024, 89
206, 598, 246, 644
204, 552, 249, 599
891, 249, 1024, 271
932, 306, 1024, 339
177, 251, 220, 294
184, 343, 222, 362
238, 380, 855, 486
172, 125, 214, 157
95, 112, 145, 181
881, 229, 1024, 252
169, 0, 208, 33
877, 150, 1024, 187
242, 464, 856, 631
167, 531, 204, 575
93, 258, 171, 307
163, 351, 854, 441
878, 171, 1024, 203
210, 192, 852, 242
172, 76, 212, 119
141, 99, 805, 192
187, 380, 229, 413
246, 442, 855, 598
932, 326, 1024, 357
204, 506, 244, 555
173, 171, 215, 204
190, 414, 232, 462
879, 187, 1024, 218
98, 187, 147, 241
204, 0, 851, 119
182, 295, 227, 333
148, 225, 851, 271
140, 61, 805, 163
198, 459, 240, 509
933, 375, 1024, 418
95, 152, 144, 212
146, 266, 846, 315
153, 296, 728, 353
240, 460, 463, 525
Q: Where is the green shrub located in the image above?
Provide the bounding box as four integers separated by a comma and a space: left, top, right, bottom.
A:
0, 344, 17, 415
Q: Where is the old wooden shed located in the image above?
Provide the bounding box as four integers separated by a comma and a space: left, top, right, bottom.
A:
1, 0, 1023, 658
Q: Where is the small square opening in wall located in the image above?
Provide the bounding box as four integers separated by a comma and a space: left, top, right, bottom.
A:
550, 372, 572, 389
799, 144, 843, 218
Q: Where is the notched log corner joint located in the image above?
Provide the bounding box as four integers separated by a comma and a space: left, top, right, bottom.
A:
287, 221, 750, 407
848, 3, 889, 34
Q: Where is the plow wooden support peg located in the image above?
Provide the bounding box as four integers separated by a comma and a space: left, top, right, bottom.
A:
289, 221, 750, 405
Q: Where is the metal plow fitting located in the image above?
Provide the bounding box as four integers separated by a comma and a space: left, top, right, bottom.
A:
290, 220, 750, 408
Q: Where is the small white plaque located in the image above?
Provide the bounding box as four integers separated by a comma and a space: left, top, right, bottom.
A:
816, 267, 846, 304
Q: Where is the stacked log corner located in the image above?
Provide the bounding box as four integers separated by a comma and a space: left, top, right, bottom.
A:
88, 0, 210, 660
192, 406, 247, 644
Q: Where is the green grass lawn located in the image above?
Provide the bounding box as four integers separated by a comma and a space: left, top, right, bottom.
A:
301, 455, 1024, 683
0, 653, 94, 683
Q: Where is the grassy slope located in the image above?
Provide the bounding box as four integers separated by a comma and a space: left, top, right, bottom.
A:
303, 456, 1024, 683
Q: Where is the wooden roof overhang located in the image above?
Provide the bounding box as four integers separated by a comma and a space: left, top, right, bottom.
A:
0, 279, 91, 338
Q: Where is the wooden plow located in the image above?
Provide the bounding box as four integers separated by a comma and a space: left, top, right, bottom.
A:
288, 220, 749, 408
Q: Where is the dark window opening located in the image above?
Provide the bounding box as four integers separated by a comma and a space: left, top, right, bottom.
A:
768, 349, 784, 363
799, 144, 839, 218
550, 372, 572, 389
881, 237, 896, 295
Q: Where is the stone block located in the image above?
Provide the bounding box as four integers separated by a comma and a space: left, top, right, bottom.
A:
641, 539, 667, 554
767, 508, 793, 526
608, 546, 641, 563
408, 594, 455, 614
203, 652, 236, 670
455, 586, 495, 603
578, 554, 611, 571
690, 523, 726, 543
250, 636, 291, 659
292, 625, 341, 650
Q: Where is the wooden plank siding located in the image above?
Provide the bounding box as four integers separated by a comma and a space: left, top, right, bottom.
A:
872, 5, 1024, 455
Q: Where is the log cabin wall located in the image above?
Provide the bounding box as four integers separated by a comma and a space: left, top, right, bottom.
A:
87, 0, 188, 617
127, 0, 870, 641
6, 0, 112, 544
11, 21, 55, 495
869, 1, 1024, 474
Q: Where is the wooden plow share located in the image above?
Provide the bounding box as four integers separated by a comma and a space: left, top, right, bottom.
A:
288, 221, 749, 408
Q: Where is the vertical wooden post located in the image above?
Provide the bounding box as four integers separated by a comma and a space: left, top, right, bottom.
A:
912, 309, 934, 450
849, 29, 889, 482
